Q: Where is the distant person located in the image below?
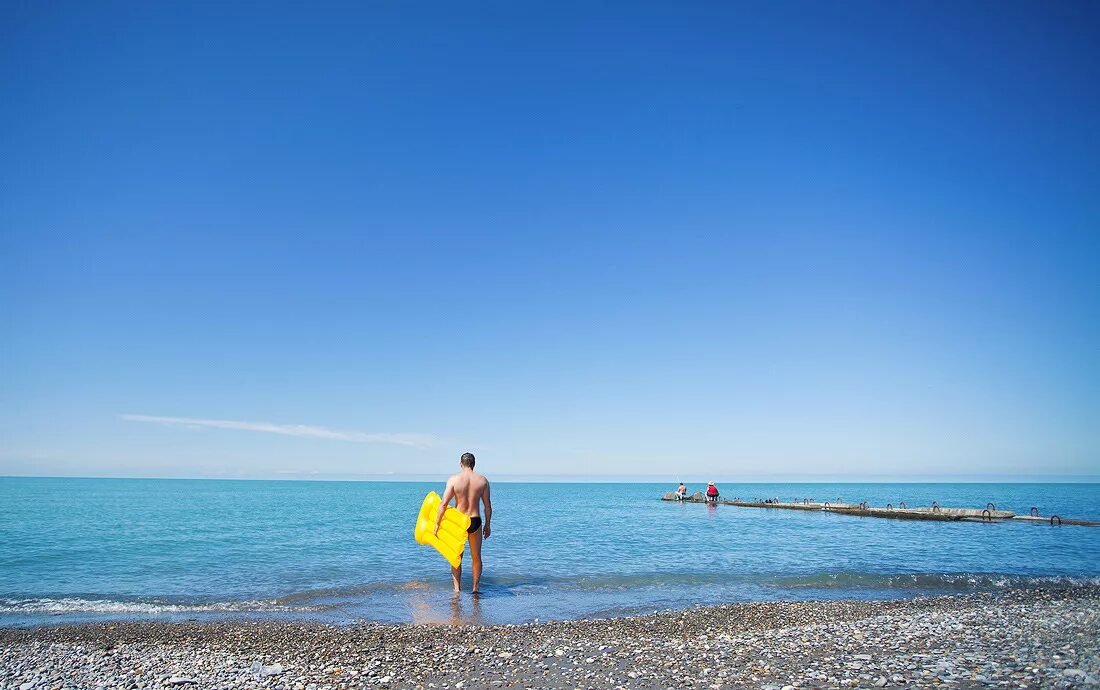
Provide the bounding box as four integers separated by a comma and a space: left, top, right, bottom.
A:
706, 481, 720, 502
434, 452, 492, 594
676, 482, 687, 500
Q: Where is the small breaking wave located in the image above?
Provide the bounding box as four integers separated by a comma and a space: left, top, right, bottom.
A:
3, 572, 1097, 624
0, 596, 318, 616
767, 572, 1100, 591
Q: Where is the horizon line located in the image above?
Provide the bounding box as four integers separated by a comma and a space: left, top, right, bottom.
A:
2, 472, 1098, 484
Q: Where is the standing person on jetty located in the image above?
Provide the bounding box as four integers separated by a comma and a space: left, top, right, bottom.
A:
434, 452, 492, 594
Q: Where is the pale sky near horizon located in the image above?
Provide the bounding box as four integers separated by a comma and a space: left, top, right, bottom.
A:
2, 2, 1098, 480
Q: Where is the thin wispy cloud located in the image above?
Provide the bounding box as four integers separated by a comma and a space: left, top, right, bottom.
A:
120, 414, 436, 448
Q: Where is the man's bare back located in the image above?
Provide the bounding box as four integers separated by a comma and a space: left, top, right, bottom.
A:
447, 470, 490, 519
434, 452, 491, 593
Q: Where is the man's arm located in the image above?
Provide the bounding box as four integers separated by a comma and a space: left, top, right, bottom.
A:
481, 481, 492, 539
434, 479, 455, 536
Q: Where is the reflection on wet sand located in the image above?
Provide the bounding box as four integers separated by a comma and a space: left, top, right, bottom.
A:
407, 588, 483, 625
450, 592, 483, 625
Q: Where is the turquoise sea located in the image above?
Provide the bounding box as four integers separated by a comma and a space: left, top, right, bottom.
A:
1, 478, 1098, 626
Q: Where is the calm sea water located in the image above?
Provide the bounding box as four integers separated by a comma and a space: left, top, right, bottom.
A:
1, 478, 1098, 626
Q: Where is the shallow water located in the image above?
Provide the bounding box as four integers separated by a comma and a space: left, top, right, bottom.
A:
1, 478, 1098, 626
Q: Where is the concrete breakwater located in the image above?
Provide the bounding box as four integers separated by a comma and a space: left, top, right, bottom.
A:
661, 492, 1099, 526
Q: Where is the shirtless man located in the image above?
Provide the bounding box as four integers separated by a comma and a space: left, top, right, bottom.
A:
434, 452, 492, 594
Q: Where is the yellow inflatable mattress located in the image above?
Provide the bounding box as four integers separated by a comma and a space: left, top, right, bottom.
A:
414, 491, 471, 568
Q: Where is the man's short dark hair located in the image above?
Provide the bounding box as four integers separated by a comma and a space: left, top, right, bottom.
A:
460, 452, 476, 468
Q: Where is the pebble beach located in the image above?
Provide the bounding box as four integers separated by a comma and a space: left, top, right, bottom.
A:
2, 587, 1098, 690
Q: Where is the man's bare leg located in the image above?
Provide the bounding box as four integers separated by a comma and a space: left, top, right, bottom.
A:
451, 563, 461, 592
468, 529, 483, 594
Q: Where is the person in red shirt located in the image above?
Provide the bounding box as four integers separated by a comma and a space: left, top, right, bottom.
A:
705, 481, 720, 502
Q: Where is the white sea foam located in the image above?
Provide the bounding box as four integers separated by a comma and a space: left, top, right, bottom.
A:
0, 597, 298, 615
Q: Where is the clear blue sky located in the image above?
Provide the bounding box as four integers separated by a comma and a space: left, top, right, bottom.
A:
2, 1, 1097, 480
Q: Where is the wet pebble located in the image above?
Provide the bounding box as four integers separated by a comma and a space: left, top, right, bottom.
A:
1, 587, 1098, 689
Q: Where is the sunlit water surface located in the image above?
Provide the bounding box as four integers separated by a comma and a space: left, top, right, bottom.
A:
1, 478, 1098, 625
